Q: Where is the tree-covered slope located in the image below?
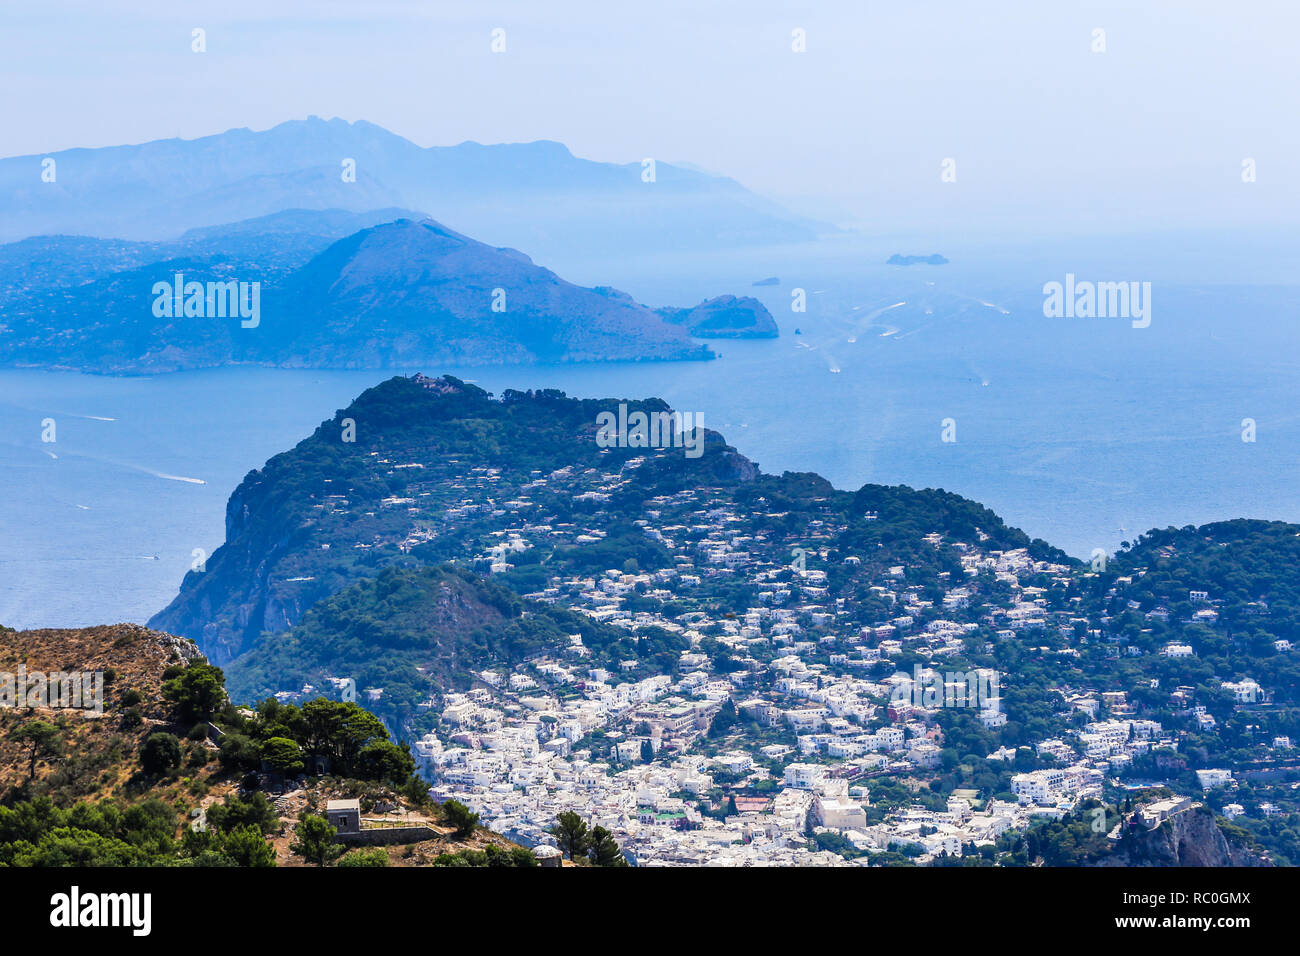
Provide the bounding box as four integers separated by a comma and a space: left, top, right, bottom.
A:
148, 373, 755, 662
149, 372, 1063, 671
225, 564, 686, 729
0, 622, 525, 867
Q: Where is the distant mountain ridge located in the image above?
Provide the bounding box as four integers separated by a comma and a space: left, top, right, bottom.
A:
0, 207, 424, 306
0, 117, 830, 260
0, 214, 717, 372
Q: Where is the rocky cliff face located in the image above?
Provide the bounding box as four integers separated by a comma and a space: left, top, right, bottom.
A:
1100, 807, 1269, 867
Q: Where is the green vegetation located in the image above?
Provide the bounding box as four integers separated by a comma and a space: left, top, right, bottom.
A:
0, 653, 472, 868
551, 810, 588, 860
442, 799, 479, 838
429, 844, 538, 867
163, 662, 227, 723
216, 697, 415, 785
0, 796, 268, 867
587, 826, 629, 867
226, 564, 681, 735
337, 846, 390, 867
140, 732, 182, 776
548, 811, 628, 866
206, 791, 278, 835
14, 721, 62, 783
291, 813, 343, 866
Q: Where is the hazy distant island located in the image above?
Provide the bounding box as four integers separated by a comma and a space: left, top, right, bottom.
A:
887, 253, 949, 266
655, 294, 779, 338
0, 116, 836, 372
752, 276, 780, 286
0, 116, 832, 258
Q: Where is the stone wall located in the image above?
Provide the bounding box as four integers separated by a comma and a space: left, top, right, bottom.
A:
337, 825, 439, 846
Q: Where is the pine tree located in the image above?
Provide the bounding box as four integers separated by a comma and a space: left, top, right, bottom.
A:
588, 826, 628, 867
551, 810, 589, 860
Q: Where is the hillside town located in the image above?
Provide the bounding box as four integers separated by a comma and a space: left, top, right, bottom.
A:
323, 451, 1286, 865
240, 382, 1295, 866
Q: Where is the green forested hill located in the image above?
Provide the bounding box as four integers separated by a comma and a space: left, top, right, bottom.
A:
149, 373, 1060, 668
225, 564, 686, 731
149, 373, 762, 663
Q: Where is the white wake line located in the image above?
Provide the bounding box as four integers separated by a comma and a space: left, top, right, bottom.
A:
36, 446, 206, 484
977, 300, 1011, 315
866, 301, 907, 320
143, 469, 207, 485
1, 402, 119, 422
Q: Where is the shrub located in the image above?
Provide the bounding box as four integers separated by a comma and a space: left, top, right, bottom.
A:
443, 800, 479, 838
337, 847, 389, 867
140, 733, 182, 775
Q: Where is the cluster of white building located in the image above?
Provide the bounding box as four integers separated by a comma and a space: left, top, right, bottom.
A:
318, 439, 1286, 864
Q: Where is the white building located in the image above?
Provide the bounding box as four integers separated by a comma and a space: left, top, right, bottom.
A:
783, 763, 828, 790
1195, 768, 1234, 789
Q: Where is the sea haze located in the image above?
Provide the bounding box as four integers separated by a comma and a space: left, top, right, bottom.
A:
2, 249, 1296, 630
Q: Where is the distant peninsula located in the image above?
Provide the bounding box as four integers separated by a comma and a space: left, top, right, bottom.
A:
887, 253, 949, 266
655, 294, 779, 339
0, 212, 740, 372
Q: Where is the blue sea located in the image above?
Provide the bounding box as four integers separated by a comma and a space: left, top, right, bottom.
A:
3, 243, 1298, 629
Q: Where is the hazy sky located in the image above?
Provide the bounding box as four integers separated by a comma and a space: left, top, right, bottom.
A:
4, 0, 1297, 235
